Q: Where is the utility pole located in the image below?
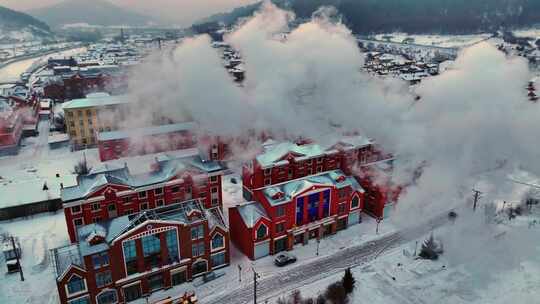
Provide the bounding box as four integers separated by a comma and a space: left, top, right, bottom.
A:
238, 264, 242, 282
472, 189, 482, 212
316, 238, 320, 256
376, 217, 382, 234
11, 236, 24, 281
252, 267, 260, 304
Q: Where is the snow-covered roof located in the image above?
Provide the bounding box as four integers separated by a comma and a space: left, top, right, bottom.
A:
236, 201, 269, 228
97, 122, 196, 141
256, 142, 328, 168
62, 93, 128, 110
61, 152, 224, 202
0, 174, 77, 209
73, 199, 210, 257
263, 170, 364, 206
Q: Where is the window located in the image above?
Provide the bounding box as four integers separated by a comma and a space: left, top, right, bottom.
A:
123, 240, 137, 275
148, 273, 164, 291
142, 234, 161, 257
275, 222, 285, 233
171, 186, 180, 193
107, 204, 116, 212
192, 242, 205, 257
276, 205, 286, 217
192, 260, 207, 276
171, 269, 186, 286
317, 157, 323, 164
199, 192, 207, 198
186, 187, 192, 194
156, 199, 164, 207
86, 109, 92, 116
91, 203, 100, 211
92, 252, 109, 269
140, 202, 148, 210
66, 275, 86, 295
317, 166, 323, 173
256, 224, 267, 239
210, 176, 218, 183
338, 203, 346, 213
211, 187, 218, 193
74, 218, 83, 226
191, 225, 204, 240
339, 188, 348, 199
264, 178, 271, 186
96, 290, 117, 304
307, 168, 313, 175
123, 284, 141, 302
71, 205, 81, 214
211, 198, 219, 206
351, 196, 360, 209
68, 296, 90, 304
138, 191, 147, 199
211, 233, 224, 250
92, 217, 102, 223
211, 252, 226, 268
122, 196, 130, 204
165, 230, 179, 262
95, 271, 112, 287
307, 160, 312, 165
154, 188, 163, 195
264, 169, 271, 176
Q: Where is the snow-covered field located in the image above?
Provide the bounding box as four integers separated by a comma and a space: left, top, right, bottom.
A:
373, 33, 492, 48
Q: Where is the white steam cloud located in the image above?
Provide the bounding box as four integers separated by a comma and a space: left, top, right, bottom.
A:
126, 1, 540, 287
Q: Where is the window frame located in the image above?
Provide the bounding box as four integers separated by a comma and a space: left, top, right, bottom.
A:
211, 233, 225, 251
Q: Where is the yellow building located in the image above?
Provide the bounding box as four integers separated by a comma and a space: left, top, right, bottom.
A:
63, 93, 129, 149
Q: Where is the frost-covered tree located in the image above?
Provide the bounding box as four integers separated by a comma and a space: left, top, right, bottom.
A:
419, 233, 444, 260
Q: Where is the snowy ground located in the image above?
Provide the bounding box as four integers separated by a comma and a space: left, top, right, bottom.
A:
372, 33, 492, 48
0, 212, 68, 304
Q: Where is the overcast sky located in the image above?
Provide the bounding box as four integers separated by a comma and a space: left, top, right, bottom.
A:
0, 0, 258, 26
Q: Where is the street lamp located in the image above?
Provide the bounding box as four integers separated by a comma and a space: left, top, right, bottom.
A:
316, 238, 320, 256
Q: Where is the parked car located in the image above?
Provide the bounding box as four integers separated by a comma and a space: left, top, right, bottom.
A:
274, 252, 297, 267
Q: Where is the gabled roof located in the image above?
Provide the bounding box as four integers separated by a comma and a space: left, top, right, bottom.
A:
263, 170, 364, 206
256, 142, 329, 168
75, 199, 209, 256
236, 201, 270, 228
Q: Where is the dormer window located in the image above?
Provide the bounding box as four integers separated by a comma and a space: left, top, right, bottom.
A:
256, 224, 267, 239
66, 274, 87, 295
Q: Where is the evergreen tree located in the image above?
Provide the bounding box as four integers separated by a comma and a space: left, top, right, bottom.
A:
325, 282, 348, 304
341, 268, 356, 294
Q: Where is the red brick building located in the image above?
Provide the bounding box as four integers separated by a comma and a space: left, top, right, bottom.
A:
61, 151, 225, 243
230, 137, 397, 259
43, 66, 129, 101
97, 122, 197, 162
52, 199, 230, 304
0, 96, 39, 155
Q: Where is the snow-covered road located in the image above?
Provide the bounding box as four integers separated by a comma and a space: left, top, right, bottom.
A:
204, 213, 450, 304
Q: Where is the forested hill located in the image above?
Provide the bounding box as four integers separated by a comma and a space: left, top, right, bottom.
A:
196, 0, 540, 34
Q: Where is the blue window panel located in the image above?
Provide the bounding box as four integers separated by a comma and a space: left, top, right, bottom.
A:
322, 190, 330, 217
308, 193, 319, 222
296, 197, 304, 225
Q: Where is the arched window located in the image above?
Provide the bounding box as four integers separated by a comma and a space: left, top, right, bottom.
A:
256, 224, 267, 239
211, 233, 224, 250
97, 289, 117, 304
66, 274, 86, 295
351, 195, 360, 209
